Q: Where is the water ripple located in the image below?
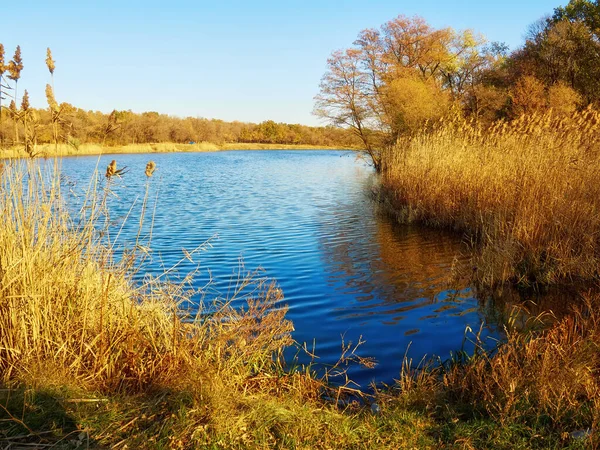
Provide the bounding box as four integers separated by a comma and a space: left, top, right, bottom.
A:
58, 150, 499, 386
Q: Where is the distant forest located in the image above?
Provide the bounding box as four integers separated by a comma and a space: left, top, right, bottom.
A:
0, 101, 360, 150
0, 46, 359, 149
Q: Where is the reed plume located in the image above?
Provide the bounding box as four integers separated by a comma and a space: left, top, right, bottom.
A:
0, 43, 5, 76
0, 44, 5, 146
105, 159, 128, 178
145, 160, 156, 177
20, 90, 32, 156
7, 46, 23, 144
105, 160, 117, 178
45, 47, 55, 76
20, 89, 29, 111
381, 108, 600, 287
45, 84, 58, 111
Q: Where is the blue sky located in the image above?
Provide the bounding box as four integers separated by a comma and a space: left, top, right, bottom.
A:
3, 0, 563, 126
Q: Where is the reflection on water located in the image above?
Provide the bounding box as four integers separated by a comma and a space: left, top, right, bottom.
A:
54, 150, 573, 387
313, 191, 500, 383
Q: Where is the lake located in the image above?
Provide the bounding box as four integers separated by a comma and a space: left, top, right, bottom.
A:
57, 150, 528, 387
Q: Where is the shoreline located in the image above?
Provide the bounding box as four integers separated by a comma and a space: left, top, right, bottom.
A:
0, 142, 358, 159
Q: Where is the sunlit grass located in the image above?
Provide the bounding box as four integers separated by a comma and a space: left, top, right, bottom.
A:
0, 161, 431, 448
0, 141, 351, 159
1, 159, 598, 448
381, 108, 600, 287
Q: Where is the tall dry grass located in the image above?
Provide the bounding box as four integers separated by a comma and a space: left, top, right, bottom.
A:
380, 298, 600, 448
0, 161, 433, 449
381, 108, 600, 287
0, 160, 293, 393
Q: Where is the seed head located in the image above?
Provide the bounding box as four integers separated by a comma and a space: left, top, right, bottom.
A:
21, 90, 30, 111
106, 160, 117, 178
45, 84, 58, 111
0, 44, 5, 75
7, 46, 23, 82
46, 48, 55, 75
105, 160, 128, 178
145, 161, 156, 177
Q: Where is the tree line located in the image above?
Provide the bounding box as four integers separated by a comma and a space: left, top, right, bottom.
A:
0, 45, 359, 153
314, 0, 600, 170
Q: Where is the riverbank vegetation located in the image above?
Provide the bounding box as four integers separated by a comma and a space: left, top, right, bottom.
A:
315, 1, 600, 168
1, 161, 598, 448
0, 142, 350, 159
0, 107, 359, 152
316, 0, 600, 288
381, 110, 600, 288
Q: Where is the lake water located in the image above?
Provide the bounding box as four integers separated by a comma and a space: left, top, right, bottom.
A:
57, 150, 519, 386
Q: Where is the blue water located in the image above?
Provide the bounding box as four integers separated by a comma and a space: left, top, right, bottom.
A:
57, 150, 502, 386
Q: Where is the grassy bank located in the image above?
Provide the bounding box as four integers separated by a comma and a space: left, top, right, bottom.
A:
381, 110, 600, 288
0, 142, 353, 159
1, 161, 598, 448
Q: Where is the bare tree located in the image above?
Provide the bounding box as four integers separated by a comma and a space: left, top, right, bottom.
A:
314, 49, 383, 170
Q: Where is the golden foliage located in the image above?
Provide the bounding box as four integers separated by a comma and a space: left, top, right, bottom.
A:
548, 81, 582, 116
467, 84, 509, 124
510, 75, 546, 116
384, 74, 451, 134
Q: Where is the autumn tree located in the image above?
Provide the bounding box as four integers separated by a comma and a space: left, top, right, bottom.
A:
383, 74, 451, 135
510, 13, 600, 103
315, 15, 494, 169
314, 48, 383, 169
548, 81, 582, 116
465, 84, 508, 124
553, 0, 600, 38
510, 75, 547, 116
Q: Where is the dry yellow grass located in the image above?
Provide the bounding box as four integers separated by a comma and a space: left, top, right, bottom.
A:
381, 108, 600, 287
0, 142, 350, 159
0, 161, 436, 449
0, 160, 295, 392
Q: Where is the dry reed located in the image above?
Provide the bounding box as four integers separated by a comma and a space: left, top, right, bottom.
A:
381, 108, 600, 287
2, 160, 429, 448
0, 160, 293, 394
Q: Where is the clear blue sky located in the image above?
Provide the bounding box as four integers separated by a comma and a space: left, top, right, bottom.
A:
3, 0, 563, 126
